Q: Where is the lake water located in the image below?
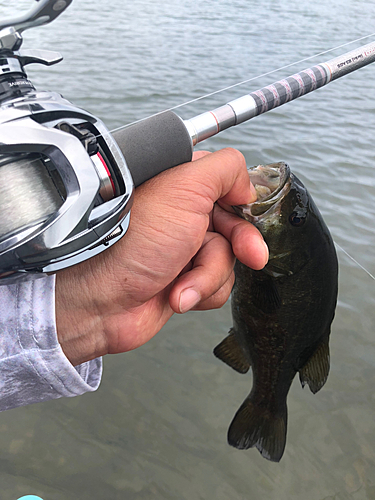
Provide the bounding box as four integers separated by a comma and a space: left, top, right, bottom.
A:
2, 0, 375, 498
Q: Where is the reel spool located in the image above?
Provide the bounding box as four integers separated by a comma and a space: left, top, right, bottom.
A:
0, 154, 64, 240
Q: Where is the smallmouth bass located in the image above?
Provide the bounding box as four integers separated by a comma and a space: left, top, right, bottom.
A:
214, 162, 338, 462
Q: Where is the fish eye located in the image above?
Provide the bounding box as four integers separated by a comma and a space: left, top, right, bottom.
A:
289, 212, 306, 227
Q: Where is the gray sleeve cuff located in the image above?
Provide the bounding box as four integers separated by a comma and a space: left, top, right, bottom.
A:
0, 274, 102, 411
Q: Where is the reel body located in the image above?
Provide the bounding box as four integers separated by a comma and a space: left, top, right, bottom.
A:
0, 91, 134, 280
0, 0, 134, 282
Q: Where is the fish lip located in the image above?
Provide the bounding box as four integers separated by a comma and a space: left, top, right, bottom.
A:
234, 162, 291, 221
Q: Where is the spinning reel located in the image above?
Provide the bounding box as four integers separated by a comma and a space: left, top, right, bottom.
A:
0, 0, 134, 282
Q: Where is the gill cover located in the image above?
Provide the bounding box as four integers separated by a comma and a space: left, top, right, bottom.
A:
0, 0, 134, 282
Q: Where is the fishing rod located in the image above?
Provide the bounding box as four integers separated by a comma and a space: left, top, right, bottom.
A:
0, 0, 375, 281
114, 39, 375, 186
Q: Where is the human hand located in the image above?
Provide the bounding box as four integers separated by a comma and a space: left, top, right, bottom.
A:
55, 148, 268, 365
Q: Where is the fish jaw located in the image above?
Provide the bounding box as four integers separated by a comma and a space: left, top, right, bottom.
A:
233, 162, 291, 223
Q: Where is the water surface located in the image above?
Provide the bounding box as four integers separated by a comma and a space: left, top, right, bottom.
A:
2, 0, 375, 498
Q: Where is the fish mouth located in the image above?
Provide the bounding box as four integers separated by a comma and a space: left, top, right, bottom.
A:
234, 162, 291, 220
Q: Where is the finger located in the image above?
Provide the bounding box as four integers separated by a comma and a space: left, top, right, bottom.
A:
165, 148, 257, 209
190, 271, 235, 311
168, 232, 235, 314
213, 204, 269, 270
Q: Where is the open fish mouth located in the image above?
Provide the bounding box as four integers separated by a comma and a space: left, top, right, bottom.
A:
235, 162, 291, 220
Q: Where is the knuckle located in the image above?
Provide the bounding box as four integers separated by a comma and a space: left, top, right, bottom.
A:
221, 147, 246, 167
201, 272, 235, 310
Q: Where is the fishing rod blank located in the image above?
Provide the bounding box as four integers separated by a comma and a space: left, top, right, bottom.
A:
184, 40, 375, 145
113, 40, 375, 186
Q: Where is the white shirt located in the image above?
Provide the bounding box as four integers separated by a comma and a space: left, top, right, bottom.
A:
0, 275, 102, 411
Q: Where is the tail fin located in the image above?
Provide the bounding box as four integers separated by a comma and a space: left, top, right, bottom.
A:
227, 397, 287, 462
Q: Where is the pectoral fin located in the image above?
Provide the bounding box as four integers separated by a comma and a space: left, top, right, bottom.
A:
252, 275, 282, 313
213, 329, 250, 374
299, 336, 330, 394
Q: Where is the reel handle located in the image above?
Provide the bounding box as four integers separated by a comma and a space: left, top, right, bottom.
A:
112, 111, 193, 187
0, 0, 73, 34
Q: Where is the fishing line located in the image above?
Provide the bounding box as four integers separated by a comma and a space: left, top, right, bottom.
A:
106, 32, 375, 282
108, 31, 375, 135
21, 31, 375, 167
335, 242, 375, 281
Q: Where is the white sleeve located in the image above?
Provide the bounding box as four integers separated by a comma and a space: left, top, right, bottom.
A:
0, 274, 102, 411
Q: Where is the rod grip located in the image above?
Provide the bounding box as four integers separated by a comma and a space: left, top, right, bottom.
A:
112, 111, 193, 187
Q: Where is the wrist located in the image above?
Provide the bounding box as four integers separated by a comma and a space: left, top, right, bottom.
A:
54, 268, 108, 366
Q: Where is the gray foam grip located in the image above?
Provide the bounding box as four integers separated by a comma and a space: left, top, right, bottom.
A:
112, 111, 193, 187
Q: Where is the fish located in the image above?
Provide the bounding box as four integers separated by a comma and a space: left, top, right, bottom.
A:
214, 162, 338, 462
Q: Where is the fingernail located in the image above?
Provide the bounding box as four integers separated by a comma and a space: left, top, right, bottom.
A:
261, 238, 269, 262
179, 288, 201, 313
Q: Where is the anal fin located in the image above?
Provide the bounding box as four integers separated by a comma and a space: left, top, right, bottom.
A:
299, 336, 330, 394
213, 329, 250, 374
